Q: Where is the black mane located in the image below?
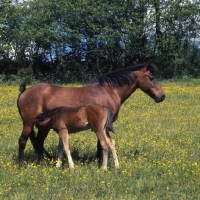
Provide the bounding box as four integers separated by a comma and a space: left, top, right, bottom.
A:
98, 63, 157, 88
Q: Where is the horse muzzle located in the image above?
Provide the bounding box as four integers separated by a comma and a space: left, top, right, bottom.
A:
155, 94, 165, 103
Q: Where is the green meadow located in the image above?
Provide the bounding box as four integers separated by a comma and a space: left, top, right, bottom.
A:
0, 80, 200, 200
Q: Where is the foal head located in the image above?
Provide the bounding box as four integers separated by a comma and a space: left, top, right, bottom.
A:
137, 63, 165, 103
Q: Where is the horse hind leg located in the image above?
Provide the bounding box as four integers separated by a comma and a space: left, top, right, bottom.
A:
56, 137, 63, 168
34, 129, 51, 163
29, 128, 36, 145
29, 128, 52, 162
18, 125, 33, 165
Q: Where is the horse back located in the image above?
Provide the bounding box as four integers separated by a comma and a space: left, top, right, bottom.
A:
17, 82, 119, 125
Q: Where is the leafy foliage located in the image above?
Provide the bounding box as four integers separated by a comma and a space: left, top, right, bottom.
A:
0, 0, 200, 82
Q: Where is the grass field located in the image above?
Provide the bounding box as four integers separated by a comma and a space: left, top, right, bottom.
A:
0, 80, 200, 200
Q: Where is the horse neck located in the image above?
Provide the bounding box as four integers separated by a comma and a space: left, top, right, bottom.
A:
119, 82, 138, 104
119, 71, 139, 103
104, 72, 138, 106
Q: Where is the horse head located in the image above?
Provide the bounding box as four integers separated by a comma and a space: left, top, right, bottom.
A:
137, 63, 165, 103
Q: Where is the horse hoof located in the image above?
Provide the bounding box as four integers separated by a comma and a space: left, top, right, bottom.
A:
115, 165, 120, 170
101, 166, 107, 171
56, 163, 61, 168
69, 164, 75, 170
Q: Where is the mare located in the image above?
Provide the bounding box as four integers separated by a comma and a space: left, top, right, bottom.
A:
17, 63, 165, 165
35, 104, 118, 170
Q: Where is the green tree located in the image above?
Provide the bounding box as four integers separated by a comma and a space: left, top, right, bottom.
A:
0, 0, 199, 81
146, 0, 200, 78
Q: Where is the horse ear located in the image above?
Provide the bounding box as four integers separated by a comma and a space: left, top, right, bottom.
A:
144, 63, 151, 71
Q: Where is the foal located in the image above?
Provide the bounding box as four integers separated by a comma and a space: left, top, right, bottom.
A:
35, 104, 119, 170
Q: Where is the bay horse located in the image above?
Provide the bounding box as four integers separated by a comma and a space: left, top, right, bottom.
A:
17, 63, 165, 165
35, 104, 118, 170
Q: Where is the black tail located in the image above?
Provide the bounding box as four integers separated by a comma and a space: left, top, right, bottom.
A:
17, 82, 27, 115
19, 82, 26, 93
104, 107, 114, 133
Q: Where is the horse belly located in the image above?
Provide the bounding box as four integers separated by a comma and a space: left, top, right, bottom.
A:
68, 121, 90, 133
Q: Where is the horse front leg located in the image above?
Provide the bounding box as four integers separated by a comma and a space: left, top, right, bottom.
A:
96, 139, 103, 163
34, 129, 51, 163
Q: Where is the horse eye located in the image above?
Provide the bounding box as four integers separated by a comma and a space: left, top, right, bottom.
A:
149, 77, 154, 81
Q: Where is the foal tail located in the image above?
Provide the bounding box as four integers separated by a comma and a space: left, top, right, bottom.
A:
104, 107, 115, 133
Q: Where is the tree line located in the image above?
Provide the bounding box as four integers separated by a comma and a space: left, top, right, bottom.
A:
0, 0, 200, 83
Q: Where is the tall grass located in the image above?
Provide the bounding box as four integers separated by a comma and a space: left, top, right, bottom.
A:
0, 80, 200, 199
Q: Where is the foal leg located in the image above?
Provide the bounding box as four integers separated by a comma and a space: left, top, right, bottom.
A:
59, 130, 74, 169
56, 138, 63, 168
105, 130, 119, 168
107, 138, 119, 168
95, 130, 109, 170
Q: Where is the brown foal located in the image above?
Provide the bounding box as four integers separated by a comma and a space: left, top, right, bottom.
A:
35, 104, 118, 170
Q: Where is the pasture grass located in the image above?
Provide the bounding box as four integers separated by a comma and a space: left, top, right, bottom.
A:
0, 80, 200, 199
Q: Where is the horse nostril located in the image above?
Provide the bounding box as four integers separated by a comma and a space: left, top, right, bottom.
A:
155, 94, 165, 103
161, 94, 166, 101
